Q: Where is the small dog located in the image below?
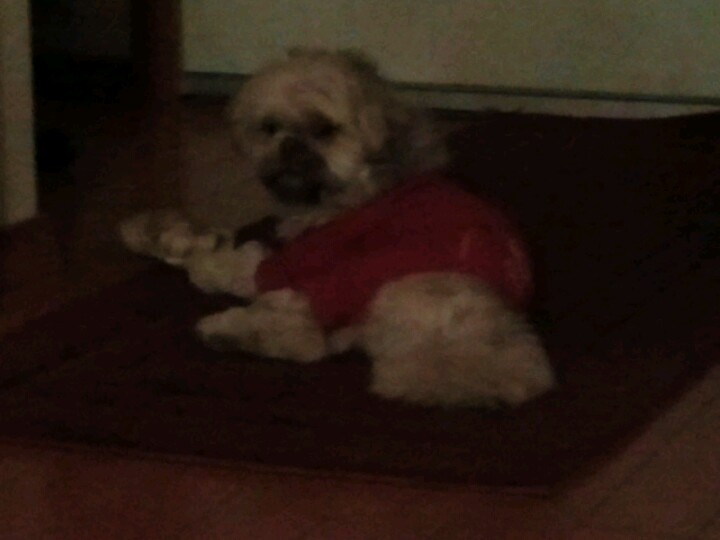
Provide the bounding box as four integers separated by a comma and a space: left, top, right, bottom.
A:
120, 49, 555, 407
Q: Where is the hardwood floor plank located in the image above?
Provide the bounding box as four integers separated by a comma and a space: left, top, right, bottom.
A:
696, 511, 720, 540
558, 365, 720, 525
586, 391, 720, 537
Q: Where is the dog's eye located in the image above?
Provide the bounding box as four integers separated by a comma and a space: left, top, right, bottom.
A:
310, 119, 340, 141
259, 118, 281, 137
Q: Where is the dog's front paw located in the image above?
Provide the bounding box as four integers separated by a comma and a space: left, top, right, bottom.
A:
186, 241, 266, 297
118, 210, 224, 266
195, 304, 327, 363
196, 308, 253, 351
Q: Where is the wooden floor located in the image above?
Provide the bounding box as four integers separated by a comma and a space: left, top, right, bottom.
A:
2, 101, 719, 539
1, 363, 719, 540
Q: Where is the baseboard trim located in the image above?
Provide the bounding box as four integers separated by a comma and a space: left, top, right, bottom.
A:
183, 71, 720, 119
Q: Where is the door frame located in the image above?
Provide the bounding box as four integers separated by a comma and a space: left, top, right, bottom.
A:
0, 0, 37, 226
0, 0, 183, 227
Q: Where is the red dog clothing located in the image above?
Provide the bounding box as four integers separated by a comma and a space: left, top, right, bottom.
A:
256, 173, 533, 329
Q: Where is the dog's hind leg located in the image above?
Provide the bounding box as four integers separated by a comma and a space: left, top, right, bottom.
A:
361, 273, 555, 407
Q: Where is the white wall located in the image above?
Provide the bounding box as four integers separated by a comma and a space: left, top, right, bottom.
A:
0, 0, 37, 226
182, 0, 720, 100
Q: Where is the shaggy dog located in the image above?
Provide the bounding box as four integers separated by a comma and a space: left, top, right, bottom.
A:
120, 49, 555, 407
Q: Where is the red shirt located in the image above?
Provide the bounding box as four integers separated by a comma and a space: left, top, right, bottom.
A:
256, 174, 533, 329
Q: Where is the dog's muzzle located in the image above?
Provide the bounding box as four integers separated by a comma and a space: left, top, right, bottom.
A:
261, 137, 326, 205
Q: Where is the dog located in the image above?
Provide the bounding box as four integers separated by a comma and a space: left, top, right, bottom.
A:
120, 49, 555, 407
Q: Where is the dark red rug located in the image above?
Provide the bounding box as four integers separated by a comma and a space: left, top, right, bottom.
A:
1, 112, 718, 492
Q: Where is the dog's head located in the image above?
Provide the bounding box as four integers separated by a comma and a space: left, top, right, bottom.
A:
228, 49, 445, 209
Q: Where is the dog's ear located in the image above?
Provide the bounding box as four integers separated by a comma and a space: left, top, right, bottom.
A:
396, 109, 447, 172
361, 101, 446, 174
343, 51, 442, 169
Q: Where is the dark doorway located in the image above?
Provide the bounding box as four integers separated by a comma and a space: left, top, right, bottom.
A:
31, 0, 181, 209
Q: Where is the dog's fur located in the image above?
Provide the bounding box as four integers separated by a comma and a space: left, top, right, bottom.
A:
120, 49, 555, 407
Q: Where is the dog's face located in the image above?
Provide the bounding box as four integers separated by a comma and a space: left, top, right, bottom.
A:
228, 50, 444, 208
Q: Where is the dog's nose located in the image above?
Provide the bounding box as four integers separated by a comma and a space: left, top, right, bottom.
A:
279, 137, 322, 172
259, 136, 326, 205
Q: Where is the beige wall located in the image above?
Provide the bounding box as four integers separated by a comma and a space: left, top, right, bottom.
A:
0, 0, 37, 226
183, 0, 720, 100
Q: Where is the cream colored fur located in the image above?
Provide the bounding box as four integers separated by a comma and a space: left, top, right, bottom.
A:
119, 49, 555, 407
